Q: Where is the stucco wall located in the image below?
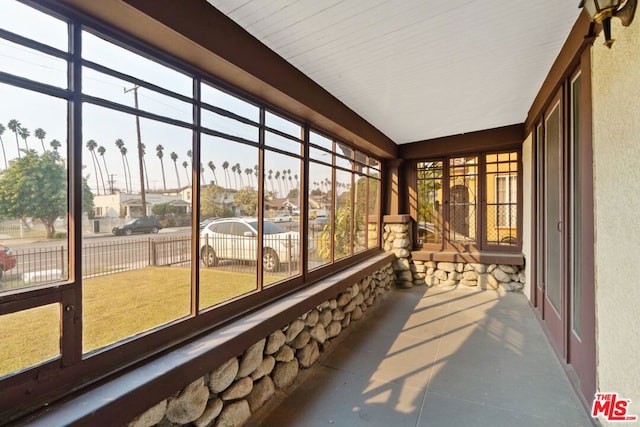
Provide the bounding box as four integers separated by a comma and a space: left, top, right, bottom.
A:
521, 133, 533, 300
591, 16, 640, 417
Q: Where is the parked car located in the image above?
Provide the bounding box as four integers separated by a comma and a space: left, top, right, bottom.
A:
310, 216, 330, 231
199, 217, 219, 231
273, 214, 293, 223
0, 244, 17, 279
199, 217, 299, 272
112, 217, 162, 236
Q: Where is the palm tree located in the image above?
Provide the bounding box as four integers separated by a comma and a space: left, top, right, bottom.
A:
170, 151, 181, 188
7, 119, 21, 158
98, 146, 112, 193
182, 160, 190, 185
200, 163, 206, 185
268, 169, 275, 195
244, 168, 253, 188
275, 171, 282, 196
229, 164, 236, 189
235, 163, 243, 188
222, 161, 230, 189
49, 139, 61, 152
294, 174, 299, 189
18, 127, 30, 152
156, 144, 166, 190
186, 149, 192, 165
116, 138, 131, 193
208, 161, 218, 185
86, 139, 101, 195
0, 124, 7, 169
281, 173, 287, 195
34, 128, 46, 152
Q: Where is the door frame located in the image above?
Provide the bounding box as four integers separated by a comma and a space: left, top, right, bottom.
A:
530, 54, 596, 402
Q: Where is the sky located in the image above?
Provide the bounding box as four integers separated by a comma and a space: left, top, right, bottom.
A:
0, 1, 365, 198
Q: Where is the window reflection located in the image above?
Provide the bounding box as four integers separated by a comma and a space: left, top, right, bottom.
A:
82, 105, 192, 353
82, 31, 192, 97
334, 169, 352, 260
263, 149, 301, 284
308, 162, 333, 269
417, 161, 443, 245
0, 1, 68, 50
0, 39, 67, 88
199, 135, 259, 311
0, 304, 60, 377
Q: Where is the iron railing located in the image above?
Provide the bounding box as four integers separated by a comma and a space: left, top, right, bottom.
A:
0, 234, 308, 290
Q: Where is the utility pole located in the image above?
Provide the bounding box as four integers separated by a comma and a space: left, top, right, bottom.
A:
124, 85, 147, 217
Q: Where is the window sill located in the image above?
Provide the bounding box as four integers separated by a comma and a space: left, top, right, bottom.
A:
26, 251, 395, 427
411, 250, 524, 265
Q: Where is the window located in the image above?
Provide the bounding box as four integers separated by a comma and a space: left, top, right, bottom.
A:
417, 161, 443, 245
494, 175, 517, 228
486, 152, 519, 245
0, 2, 382, 419
417, 150, 520, 251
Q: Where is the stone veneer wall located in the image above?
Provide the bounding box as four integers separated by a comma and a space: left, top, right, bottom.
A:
128, 263, 394, 427
383, 221, 525, 292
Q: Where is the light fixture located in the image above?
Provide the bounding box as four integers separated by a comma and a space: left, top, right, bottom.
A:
579, 0, 637, 48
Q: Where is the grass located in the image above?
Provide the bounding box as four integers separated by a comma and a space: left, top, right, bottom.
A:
0, 267, 286, 377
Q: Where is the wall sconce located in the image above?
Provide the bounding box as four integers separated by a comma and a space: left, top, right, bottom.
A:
579, 0, 637, 48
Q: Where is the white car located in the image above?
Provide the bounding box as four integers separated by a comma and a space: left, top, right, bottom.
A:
273, 214, 293, 223
200, 217, 299, 272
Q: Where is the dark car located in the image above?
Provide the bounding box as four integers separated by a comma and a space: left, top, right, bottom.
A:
310, 216, 330, 231
0, 244, 17, 279
112, 217, 162, 236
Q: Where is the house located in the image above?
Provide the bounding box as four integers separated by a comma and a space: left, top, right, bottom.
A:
1, 1, 638, 425
92, 190, 192, 219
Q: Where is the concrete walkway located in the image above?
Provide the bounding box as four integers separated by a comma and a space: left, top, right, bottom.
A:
251, 285, 593, 426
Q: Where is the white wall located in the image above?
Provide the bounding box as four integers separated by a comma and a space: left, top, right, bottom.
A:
521, 133, 533, 300
591, 15, 640, 419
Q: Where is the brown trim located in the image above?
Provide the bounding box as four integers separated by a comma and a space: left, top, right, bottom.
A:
399, 124, 524, 160
384, 160, 403, 215
525, 12, 595, 134
569, 46, 596, 402
382, 214, 412, 224
411, 250, 524, 266
55, 0, 398, 160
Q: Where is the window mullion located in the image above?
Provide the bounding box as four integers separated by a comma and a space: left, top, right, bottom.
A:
64, 19, 83, 366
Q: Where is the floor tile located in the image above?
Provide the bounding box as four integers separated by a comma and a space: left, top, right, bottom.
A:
257, 286, 592, 426
254, 366, 422, 427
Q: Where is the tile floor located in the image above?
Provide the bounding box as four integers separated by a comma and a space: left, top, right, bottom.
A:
250, 285, 593, 427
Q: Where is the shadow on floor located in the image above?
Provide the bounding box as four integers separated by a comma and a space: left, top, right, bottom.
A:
250, 285, 593, 427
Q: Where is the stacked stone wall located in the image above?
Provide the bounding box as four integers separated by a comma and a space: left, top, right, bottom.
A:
128, 263, 394, 427
383, 221, 525, 292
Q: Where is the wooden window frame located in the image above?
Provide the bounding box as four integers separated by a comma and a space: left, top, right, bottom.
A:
0, 2, 384, 422
414, 148, 522, 253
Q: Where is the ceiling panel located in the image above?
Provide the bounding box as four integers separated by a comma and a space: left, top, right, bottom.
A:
207, 0, 581, 144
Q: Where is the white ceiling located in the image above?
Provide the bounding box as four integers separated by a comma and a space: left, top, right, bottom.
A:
207, 0, 581, 144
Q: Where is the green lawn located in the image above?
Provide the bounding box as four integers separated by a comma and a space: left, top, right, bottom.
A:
0, 267, 283, 377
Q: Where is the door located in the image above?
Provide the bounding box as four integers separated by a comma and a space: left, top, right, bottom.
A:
567, 70, 596, 399
541, 95, 565, 353
534, 71, 596, 400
